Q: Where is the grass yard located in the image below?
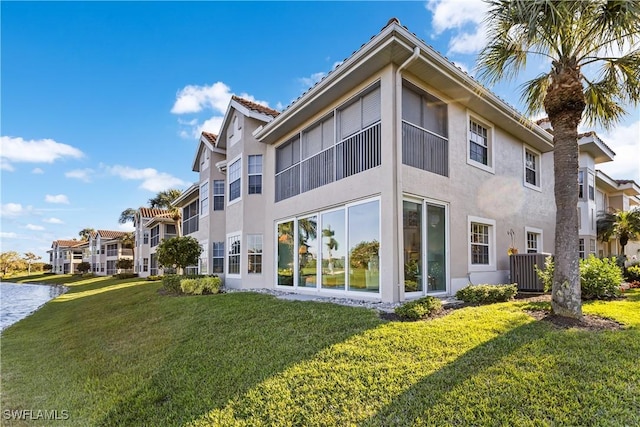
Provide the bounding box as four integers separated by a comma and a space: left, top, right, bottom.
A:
1, 275, 639, 426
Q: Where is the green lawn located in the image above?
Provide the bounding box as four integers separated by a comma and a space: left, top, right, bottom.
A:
1, 275, 639, 426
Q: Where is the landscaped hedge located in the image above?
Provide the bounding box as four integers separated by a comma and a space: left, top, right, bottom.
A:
394, 296, 442, 320
455, 284, 518, 304
580, 256, 623, 300
161, 275, 182, 294
180, 276, 222, 295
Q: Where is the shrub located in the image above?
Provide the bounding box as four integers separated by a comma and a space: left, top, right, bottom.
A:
455, 284, 518, 304
580, 255, 623, 300
395, 296, 442, 320
115, 273, 138, 279
76, 262, 91, 274
625, 265, 640, 282
180, 276, 222, 295
162, 275, 182, 295
82, 273, 96, 278
147, 275, 163, 281
534, 256, 554, 292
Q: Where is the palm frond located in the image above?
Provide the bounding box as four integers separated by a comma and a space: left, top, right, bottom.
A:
519, 73, 551, 117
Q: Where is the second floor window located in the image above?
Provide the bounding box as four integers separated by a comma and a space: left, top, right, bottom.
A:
150, 225, 160, 247
248, 155, 263, 194
200, 182, 209, 215
469, 120, 488, 166
525, 149, 539, 187
213, 180, 225, 211
229, 159, 241, 202
106, 244, 118, 257
578, 170, 584, 199
182, 199, 199, 235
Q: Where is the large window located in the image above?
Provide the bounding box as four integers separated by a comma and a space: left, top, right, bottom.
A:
182, 199, 199, 235
469, 119, 489, 166
107, 260, 117, 275
229, 159, 241, 202
212, 242, 224, 273
199, 241, 208, 275
248, 155, 263, 194
150, 225, 160, 247
469, 216, 495, 271
524, 148, 540, 188
403, 201, 423, 293
402, 83, 448, 176
200, 182, 209, 216
247, 234, 263, 274
213, 180, 225, 211
228, 235, 241, 275
276, 198, 380, 293
106, 244, 118, 257
275, 84, 381, 202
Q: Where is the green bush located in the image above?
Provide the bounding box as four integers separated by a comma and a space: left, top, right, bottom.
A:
625, 265, 640, 282
395, 296, 442, 320
82, 273, 96, 278
162, 275, 182, 295
534, 256, 554, 292
147, 275, 163, 281
580, 255, 623, 300
455, 284, 518, 304
114, 273, 138, 279
180, 276, 222, 295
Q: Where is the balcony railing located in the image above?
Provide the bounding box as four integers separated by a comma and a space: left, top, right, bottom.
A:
402, 121, 448, 177
275, 122, 381, 202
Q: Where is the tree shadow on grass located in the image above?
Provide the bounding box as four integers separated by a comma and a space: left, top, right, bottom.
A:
362, 316, 640, 426
94, 293, 383, 427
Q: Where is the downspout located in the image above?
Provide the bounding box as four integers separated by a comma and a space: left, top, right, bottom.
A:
395, 46, 420, 302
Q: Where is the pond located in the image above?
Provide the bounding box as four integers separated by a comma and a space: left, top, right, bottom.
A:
0, 282, 67, 332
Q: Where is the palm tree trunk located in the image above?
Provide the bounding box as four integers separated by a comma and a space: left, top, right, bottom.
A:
544, 62, 585, 319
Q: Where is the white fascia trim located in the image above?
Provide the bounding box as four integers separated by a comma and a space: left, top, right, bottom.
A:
466, 112, 495, 174
468, 215, 497, 273
523, 145, 542, 192
191, 140, 215, 172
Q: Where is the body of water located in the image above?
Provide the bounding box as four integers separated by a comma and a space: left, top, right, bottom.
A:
0, 282, 67, 332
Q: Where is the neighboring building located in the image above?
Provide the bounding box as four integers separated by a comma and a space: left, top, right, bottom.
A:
49, 240, 85, 274
132, 207, 171, 277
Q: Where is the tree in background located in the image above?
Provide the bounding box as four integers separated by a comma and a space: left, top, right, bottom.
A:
477, 0, 640, 319
118, 208, 138, 225
0, 251, 24, 276
597, 208, 640, 256
77, 262, 91, 274
23, 252, 41, 275
115, 258, 134, 273
149, 189, 183, 237
78, 228, 96, 241
156, 236, 202, 275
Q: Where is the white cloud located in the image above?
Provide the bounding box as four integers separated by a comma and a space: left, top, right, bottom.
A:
196, 116, 225, 137
106, 165, 187, 192
299, 72, 326, 88
1, 159, 15, 171
597, 120, 640, 183
171, 81, 233, 115
0, 232, 18, 239
45, 194, 70, 204
65, 168, 94, 182
43, 217, 64, 224
0, 136, 84, 170
1, 203, 31, 217
32, 167, 44, 174
26, 224, 45, 231
426, 0, 490, 55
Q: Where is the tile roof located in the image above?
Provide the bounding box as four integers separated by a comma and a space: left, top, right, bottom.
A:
616, 179, 636, 185
232, 95, 280, 118
53, 239, 85, 248
202, 132, 217, 144
138, 207, 168, 218
97, 230, 129, 239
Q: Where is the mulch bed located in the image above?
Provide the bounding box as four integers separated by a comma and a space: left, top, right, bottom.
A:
382, 293, 625, 331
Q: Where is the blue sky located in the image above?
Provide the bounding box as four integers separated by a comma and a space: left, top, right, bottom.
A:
2, 1, 639, 260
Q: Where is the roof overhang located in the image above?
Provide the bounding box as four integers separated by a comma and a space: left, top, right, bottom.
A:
255, 21, 553, 153
173, 183, 199, 207
144, 215, 174, 228
579, 133, 615, 164
596, 170, 640, 196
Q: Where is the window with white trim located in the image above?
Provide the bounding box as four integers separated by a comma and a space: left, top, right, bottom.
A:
526, 230, 541, 253
143, 258, 148, 272
248, 155, 263, 194
213, 180, 224, 211
200, 241, 208, 275
247, 234, 262, 274
212, 242, 224, 273
469, 119, 489, 166
468, 216, 496, 271
200, 181, 209, 216
578, 170, 584, 199
579, 238, 585, 259
182, 199, 199, 235
524, 148, 540, 188
228, 235, 241, 275
589, 239, 596, 256
229, 159, 241, 202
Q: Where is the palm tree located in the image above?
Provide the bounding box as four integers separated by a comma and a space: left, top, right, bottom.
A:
78, 228, 95, 241
477, 0, 640, 319
597, 209, 640, 256
23, 252, 41, 275
118, 208, 138, 225
148, 189, 183, 237
322, 226, 339, 274
119, 232, 136, 272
